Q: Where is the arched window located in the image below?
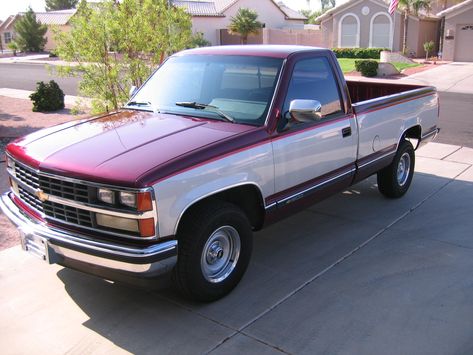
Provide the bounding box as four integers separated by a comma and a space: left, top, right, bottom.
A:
339, 13, 360, 48
370, 12, 393, 49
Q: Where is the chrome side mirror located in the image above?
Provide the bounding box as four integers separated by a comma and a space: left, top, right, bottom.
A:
289, 99, 322, 122
129, 85, 138, 98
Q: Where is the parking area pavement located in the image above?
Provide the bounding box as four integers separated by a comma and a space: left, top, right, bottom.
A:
1, 142, 472, 354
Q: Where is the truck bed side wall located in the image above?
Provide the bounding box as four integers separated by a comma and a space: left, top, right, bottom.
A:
352, 87, 438, 182
346, 80, 426, 103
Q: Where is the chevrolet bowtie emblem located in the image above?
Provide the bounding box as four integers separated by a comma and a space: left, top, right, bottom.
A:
35, 190, 49, 202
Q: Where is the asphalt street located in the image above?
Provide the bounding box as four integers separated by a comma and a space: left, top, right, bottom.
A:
0, 63, 80, 96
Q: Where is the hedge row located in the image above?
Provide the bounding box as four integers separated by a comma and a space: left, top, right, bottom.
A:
354, 60, 379, 77
332, 48, 388, 59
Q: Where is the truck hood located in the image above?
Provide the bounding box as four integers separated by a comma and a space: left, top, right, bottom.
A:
7, 110, 258, 187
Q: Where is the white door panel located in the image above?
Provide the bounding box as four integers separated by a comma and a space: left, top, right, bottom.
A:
272, 116, 357, 193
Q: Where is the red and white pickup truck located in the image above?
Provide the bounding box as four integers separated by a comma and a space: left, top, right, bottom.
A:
1, 46, 439, 301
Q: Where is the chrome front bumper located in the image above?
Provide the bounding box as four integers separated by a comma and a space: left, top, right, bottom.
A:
0, 192, 177, 280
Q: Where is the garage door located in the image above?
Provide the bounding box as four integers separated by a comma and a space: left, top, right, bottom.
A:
455, 25, 473, 62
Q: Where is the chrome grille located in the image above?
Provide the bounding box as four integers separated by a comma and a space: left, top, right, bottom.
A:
39, 176, 89, 203
12, 161, 93, 228
15, 164, 40, 189
43, 201, 93, 227
18, 186, 44, 213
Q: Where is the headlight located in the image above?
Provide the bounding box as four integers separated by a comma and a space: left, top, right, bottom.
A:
119, 191, 136, 208
98, 188, 115, 204
119, 191, 153, 211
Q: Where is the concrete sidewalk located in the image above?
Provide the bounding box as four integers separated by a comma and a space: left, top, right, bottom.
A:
1, 142, 472, 354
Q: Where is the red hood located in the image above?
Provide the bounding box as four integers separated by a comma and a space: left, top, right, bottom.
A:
7, 110, 263, 187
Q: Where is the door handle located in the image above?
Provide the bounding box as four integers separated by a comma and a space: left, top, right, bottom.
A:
342, 126, 351, 138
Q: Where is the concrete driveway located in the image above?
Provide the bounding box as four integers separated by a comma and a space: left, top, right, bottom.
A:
400, 62, 473, 148
400, 62, 473, 94
1, 142, 473, 354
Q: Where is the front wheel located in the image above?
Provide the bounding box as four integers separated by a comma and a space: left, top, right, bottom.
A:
377, 140, 415, 198
174, 201, 252, 302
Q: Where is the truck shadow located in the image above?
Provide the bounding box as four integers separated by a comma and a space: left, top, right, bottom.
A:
55, 170, 472, 353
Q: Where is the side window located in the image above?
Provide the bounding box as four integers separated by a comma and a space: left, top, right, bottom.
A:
281, 57, 343, 129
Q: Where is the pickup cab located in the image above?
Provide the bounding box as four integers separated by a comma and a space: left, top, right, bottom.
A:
1, 46, 439, 301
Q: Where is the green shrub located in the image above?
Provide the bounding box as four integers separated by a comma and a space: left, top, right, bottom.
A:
29, 80, 65, 112
355, 60, 378, 77
332, 48, 387, 59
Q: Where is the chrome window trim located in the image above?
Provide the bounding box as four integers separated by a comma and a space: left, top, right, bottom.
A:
7, 154, 160, 240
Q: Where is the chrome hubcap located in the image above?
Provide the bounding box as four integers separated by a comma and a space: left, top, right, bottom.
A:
201, 226, 241, 283
397, 152, 411, 186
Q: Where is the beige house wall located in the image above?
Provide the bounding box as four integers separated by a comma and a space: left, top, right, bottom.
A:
220, 28, 324, 46
191, 0, 305, 45
43, 25, 70, 52
262, 28, 323, 46
442, 7, 473, 61
401, 18, 439, 57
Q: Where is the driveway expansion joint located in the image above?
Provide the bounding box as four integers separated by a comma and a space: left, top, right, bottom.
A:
205, 161, 471, 354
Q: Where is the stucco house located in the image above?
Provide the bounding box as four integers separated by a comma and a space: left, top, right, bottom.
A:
172, 0, 306, 45
316, 0, 440, 58
0, 15, 18, 51
437, 0, 473, 61
0, 10, 75, 52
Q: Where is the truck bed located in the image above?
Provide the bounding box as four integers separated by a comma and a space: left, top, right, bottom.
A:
346, 79, 426, 104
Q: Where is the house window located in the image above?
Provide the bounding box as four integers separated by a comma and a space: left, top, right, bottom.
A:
4, 32, 12, 44
339, 14, 360, 48
370, 13, 392, 49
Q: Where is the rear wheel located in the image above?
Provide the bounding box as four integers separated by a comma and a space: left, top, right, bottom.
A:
377, 140, 415, 198
174, 201, 252, 302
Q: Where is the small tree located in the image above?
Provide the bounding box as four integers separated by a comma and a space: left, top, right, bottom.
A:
54, 0, 192, 113
228, 8, 262, 45
46, 0, 79, 11
190, 32, 211, 48
8, 42, 19, 56
423, 40, 434, 60
300, 9, 323, 24
14, 7, 48, 52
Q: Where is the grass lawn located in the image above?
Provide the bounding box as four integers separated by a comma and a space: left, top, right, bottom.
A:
337, 58, 420, 74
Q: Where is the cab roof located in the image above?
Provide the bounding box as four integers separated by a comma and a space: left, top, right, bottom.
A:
176, 45, 330, 59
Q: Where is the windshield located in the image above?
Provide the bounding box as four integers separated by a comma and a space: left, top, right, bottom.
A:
128, 55, 284, 126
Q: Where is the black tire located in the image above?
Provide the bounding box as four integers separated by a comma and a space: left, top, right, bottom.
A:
173, 201, 253, 302
377, 140, 415, 198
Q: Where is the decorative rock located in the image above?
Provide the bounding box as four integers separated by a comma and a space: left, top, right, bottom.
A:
377, 62, 400, 76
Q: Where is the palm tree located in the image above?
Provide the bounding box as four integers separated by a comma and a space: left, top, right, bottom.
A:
228, 8, 262, 44
399, 0, 431, 54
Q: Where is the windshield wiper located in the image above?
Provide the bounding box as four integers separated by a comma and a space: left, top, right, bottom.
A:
126, 101, 152, 107
175, 101, 235, 123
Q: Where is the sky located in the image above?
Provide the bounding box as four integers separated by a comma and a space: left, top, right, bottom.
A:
0, 0, 339, 22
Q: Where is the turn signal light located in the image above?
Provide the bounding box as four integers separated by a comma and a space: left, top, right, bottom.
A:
137, 192, 153, 211
139, 218, 155, 237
